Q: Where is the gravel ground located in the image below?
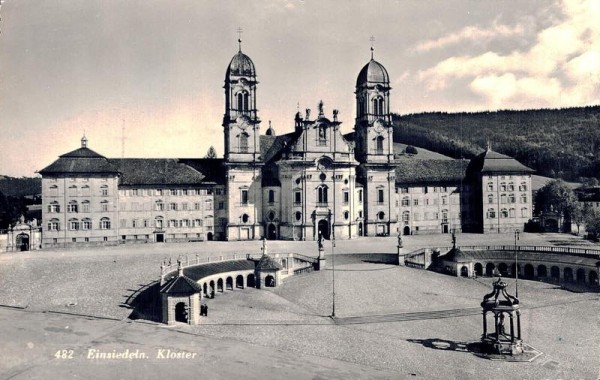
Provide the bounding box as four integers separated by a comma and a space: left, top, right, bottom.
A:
1, 233, 598, 379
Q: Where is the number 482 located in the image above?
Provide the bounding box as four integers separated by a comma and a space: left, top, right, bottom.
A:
54, 350, 74, 359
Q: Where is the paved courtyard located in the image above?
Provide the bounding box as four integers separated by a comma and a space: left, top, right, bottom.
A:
0, 233, 599, 379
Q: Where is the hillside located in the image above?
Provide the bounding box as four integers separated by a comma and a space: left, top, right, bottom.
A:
392, 106, 600, 181
0, 176, 42, 197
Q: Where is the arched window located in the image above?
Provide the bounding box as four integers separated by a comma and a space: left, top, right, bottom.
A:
375, 136, 384, 154
241, 214, 249, 223
487, 183, 494, 191
67, 200, 78, 213
268, 190, 275, 204
501, 208, 508, 218
100, 217, 111, 230
317, 185, 328, 205
487, 208, 496, 219
68, 185, 77, 196
401, 197, 410, 206
82, 218, 92, 230
372, 96, 384, 115
402, 211, 410, 223
520, 194, 528, 203
49, 185, 58, 196
295, 211, 302, 221
521, 207, 528, 217
100, 200, 109, 212
100, 185, 109, 196
508, 194, 515, 203
240, 132, 249, 153
81, 200, 90, 213
500, 183, 507, 191
48, 201, 60, 213
155, 217, 163, 229
68, 218, 79, 231
378, 211, 386, 221
237, 91, 249, 112
488, 194, 494, 204
47, 218, 60, 231
344, 211, 349, 220
509, 208, 515, 217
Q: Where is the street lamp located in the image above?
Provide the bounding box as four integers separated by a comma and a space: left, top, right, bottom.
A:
331, 234, 336, 318
514, 229, 520, 298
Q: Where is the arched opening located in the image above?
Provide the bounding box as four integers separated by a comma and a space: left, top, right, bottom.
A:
576, 268, 586, 284
209, 280, 215, 296
318, 219, 330, 240
175, 302, 188, 323
226, 277, 233, 290
564, 267, 574, 283
265, 275, 275, 287
589, 271, 599, 286
203, 283, 208, 297
551, 266, 560, 281
217, 278, 224, 292
510, 263, 519, 278
375, 136, 384, 154
474, 263, 483, 277
207, 232, 213, 241
403, 226, 411, 236
236, 275, 244, 289
239, 133, 249, 153
460, 266, 469, 277
317, 185, 328, 205
537, 265, 547, 278
16, 233, 30, 251
524, 264, 534, 279
486, 263, 495, 276
498, 263, 508, 277
241, 214, 250, 223
267, 223, 277, 240
247, 274, 255, 288
358, 222, 363, 236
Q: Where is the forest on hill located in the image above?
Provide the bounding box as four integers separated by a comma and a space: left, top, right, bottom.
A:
392, 106, 600, 181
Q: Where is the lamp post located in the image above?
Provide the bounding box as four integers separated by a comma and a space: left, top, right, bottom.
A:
514, 229, 520, 298
328, 208, 336, 318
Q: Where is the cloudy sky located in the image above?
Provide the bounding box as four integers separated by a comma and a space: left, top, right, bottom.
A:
0, 0, 598, 177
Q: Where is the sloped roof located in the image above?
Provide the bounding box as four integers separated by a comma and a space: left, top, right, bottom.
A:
39, 147, 119, 175
255, 254, 282, 271
440, 247, 473, 263
395, 159, 468, 185
469, 149, 534, 174
169, 260, 256, 281
259, 132, 301, 163
178, 158, 226, 186
160, 274, 203, 295
110, 159, 208, 186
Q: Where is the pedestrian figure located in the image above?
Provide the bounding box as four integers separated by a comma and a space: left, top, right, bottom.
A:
204, 304, 208, 317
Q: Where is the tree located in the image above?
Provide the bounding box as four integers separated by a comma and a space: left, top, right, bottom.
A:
405, 145, 418, 155
204, 146, 217, 159
584, 209, 600, 239
535, 179, 579, 230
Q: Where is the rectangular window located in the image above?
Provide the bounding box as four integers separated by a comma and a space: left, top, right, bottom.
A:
101, 188, 109, 196
400, 187, 409, 194
358, 190, 363, 202
343, 191, 349, 204
132, 219, 138, 228
182, 203, 188, 211
101, 202, 109, 212
241, 189, 249, 205
168, 203, 178, 211
205, 200, 213, 210
218, 201, 224, 210
120, 219, 127, 228
413, 199, 419, 206
377, 189, 384, 204
194, 203, 201, 210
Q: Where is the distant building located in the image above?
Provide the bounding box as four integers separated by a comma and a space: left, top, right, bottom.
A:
39, 44, 534, 248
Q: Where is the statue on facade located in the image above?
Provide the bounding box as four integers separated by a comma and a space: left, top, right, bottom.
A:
397, 233, 403, 248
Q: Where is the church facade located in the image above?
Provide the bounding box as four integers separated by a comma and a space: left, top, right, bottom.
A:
39, 44, 534, 248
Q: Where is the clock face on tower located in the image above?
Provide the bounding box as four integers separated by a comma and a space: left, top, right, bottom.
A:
373, 120, 384, 133
236, 116, 249, 130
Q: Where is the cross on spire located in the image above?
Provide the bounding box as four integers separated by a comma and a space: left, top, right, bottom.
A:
369, 36, 375, 59
237, 27, 243, 51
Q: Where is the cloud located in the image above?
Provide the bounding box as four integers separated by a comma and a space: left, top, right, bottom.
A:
415, 23, 524, 53
417, 0, 600, 109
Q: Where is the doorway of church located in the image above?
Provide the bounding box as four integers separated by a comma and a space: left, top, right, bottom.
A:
403, 226, 411, 236
155, 233, 164, 243
267, 223, 277, 240
318, 219, 330, 240
175, 302, 188, 323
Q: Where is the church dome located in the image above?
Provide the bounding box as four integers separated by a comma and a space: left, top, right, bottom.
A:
356, 59, 389, 87
226, 51, 256, 78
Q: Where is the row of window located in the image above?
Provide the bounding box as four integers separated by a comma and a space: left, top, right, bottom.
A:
487, 183, 528, 192
120, 219, 209, 229
488, 194, 528, 204
486, 208, 529, 219
47, 217, 111, 231
357, 96, 386, 116
48, 201, 110, 213
48, 185, 110, 197
399, 186, 451, 194
48, 177, 109, 182
400, 211, 452, 223
120, 188, 218, 197
400, 196, 455, 206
